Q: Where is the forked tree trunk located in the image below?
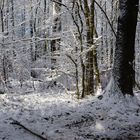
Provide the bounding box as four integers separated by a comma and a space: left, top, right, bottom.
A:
113, 0, 139, 95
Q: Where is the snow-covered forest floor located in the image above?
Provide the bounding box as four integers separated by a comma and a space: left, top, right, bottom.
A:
0, 85, 140, 140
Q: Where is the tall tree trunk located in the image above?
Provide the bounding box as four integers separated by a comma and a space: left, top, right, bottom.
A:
34, 0, 40, 61
0, 0, 5, 33
43, 0, 48, 53
113, 0, 139, 95
21, 0, 26, 38
84, 0, 94, 95
29, 0, 34, 61
84, 0, 100, 95
50, 0, 61, 69
10, 0, 15, 39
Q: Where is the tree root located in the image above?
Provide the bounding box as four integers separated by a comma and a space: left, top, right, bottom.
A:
135, 81, 140, 90
11, 119, 48, 140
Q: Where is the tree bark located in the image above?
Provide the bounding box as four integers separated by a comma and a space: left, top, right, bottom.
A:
50, 0, 61, 69
84, 0, 100, 95
113, 0, 139, 95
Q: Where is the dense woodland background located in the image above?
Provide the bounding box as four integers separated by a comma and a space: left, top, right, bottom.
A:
0, 1, 140, 139
0, 0, 139, 96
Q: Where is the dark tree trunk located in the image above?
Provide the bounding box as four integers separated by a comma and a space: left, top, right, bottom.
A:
84, 0, 95, 95
50, 0, 61, 70
11, 0, 15, 37
30, 1, 34, 61
113, 0, 139, 95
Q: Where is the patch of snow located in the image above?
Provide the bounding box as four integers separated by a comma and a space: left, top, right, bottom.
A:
0, 86, 140, 140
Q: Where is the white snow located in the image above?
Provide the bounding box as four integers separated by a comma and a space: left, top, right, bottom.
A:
0, 86, 140, 140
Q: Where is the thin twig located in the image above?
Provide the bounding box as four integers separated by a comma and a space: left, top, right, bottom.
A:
94, 0, 117, 38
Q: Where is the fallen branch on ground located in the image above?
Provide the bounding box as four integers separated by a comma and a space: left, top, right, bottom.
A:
10, 119, 48, 140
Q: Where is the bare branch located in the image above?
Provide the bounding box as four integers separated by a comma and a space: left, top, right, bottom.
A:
11, 119, 48, 140
94, 0, 117, 38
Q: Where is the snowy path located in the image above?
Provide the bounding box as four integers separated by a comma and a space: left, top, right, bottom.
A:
0, 92, 140, 140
